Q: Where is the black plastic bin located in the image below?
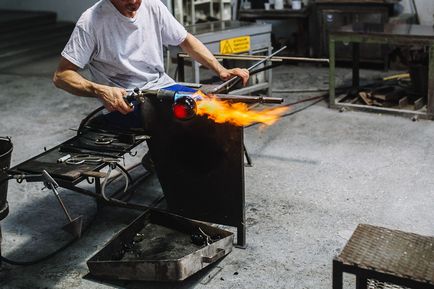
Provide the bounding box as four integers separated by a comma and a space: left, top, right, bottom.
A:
0, 137, 12, 221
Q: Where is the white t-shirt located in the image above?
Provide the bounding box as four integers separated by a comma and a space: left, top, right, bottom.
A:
61, 0, 187, 90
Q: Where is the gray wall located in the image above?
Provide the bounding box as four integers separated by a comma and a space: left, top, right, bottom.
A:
401, 0, 434, 25
0, 0, 99, 22
0, 0, 170, 22
0, 0, 432, 24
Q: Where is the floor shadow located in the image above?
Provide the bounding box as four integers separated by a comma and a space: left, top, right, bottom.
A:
0, 165, 166, 288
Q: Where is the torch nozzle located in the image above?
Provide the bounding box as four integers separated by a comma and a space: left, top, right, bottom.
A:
124, 88, 177, 105
126, 88, 284, 122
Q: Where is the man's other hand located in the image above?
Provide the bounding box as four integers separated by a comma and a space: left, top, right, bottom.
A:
219, 68, 250, 86
98, 86, 133, 115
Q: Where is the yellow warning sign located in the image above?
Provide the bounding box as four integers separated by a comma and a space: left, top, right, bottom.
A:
220, 36, 251, 54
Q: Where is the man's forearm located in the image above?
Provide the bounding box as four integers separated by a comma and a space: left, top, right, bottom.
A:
53, 69, 101, 98
180, 33, 225, 75
53, 66, 132, 114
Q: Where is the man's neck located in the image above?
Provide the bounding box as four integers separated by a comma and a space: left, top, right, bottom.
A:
110, 0, 137, 18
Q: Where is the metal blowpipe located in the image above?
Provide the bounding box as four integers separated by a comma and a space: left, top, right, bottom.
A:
209, 46, 287, 94
214, 94, 283, 104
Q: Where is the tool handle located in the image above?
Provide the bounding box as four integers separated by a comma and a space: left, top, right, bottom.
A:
123, 92, 137, 108
124, 89, 176, 104
51, 185, 73, 221
202, 248, 226, 263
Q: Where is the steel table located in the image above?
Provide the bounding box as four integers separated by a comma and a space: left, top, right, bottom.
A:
329, 23, 434, 119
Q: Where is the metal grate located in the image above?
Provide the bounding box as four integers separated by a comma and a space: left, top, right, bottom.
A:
337, 224, 434, 285
368, 279, 409, 289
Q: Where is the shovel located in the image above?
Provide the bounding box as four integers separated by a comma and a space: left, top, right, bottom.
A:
41, 170, 83, 238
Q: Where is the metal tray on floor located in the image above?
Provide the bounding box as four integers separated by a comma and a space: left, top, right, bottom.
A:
87, 210, 234, 281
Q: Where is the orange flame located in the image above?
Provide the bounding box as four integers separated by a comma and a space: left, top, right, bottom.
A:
191, 90, 289, 127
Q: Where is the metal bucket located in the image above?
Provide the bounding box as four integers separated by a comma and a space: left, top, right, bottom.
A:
0, 137, 12, 221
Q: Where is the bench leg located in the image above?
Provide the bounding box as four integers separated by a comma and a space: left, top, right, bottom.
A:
356, 275, 368, 289
333, 259, 343, 289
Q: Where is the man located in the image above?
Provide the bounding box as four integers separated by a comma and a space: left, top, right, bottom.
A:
53, 0, 249, 120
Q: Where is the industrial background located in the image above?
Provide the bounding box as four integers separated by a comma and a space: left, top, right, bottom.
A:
0, 0, 433, 289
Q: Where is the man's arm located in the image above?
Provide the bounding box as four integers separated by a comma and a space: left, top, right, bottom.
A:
179, 33, 249, 85
53, 57, 133, 115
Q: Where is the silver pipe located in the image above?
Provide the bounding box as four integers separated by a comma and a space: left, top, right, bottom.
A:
209, 46, 287, 94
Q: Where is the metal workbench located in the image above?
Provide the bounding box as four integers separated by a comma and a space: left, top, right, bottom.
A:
170, 20, 273, 95
329, 23, 434, 119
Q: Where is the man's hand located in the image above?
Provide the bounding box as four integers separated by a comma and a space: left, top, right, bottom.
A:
219, 68, 250, 86
96, 86, 133, 115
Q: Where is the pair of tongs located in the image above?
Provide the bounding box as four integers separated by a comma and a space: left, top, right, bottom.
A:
208, 46, 287, 94
101, 161, 129, 201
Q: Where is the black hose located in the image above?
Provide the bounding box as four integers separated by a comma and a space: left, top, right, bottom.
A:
1, 238, 77, 266
244, 80, 373, 129
245, 95, 326, 128
77, 106, 105, 135
0, 175, 98, 266
279, 95, 325, 107
279, 97, 325, 119
0, 209, 97, 266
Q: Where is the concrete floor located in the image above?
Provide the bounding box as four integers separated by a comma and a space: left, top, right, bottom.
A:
0, 57, 433, 289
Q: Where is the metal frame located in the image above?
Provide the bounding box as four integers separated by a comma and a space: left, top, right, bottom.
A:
333, 259, 434, 289
329, 24, 434, 119
8, 137, 155, 210
314, 2, 394, 60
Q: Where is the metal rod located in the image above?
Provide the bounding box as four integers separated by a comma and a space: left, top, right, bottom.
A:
41, 170, 74, 222
247, 46, 287, 71
177, 53, 329, 63
215, 94, 283, 104
352, 43, 360, 91
411, 0, 420, 24
177, 53, 185, 82
51, 186, 73, 222
209, 46, 287, 94
272, 88, 329, 93
243, 144, 252, 167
